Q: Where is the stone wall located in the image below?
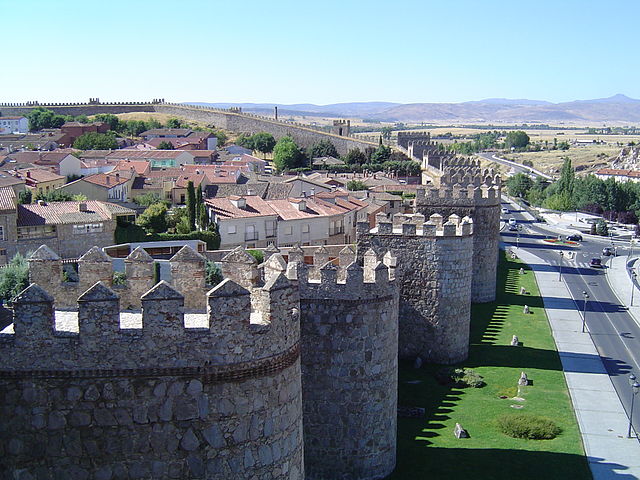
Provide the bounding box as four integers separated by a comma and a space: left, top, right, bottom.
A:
415, 174, 501, 303
290, 251, 399, 480
0, 101, 378, 156
28, 244, 209, 311
0, 265, 304, 478
154, 104, 377, 155
357, 213, 474, 364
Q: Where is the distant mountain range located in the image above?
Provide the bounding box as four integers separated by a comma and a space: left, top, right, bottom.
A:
187, 94, 640, 124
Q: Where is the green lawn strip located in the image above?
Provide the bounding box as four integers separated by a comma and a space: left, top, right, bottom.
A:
389, 251, 592, 479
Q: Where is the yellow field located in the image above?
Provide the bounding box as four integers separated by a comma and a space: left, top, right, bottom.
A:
502, 144, 619, 175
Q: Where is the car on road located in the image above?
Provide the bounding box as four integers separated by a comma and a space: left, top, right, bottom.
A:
501, 207, 510, 214
589, 258, 603, 268
508, 218, 517, 226
602, 247, 614, 256
567, 234, 583, 242
508, 224, 518, 231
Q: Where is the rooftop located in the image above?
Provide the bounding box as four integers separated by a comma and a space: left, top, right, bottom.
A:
18, 201, 135, 226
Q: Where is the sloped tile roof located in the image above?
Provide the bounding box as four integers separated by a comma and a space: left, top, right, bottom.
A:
17, 201, 135, 226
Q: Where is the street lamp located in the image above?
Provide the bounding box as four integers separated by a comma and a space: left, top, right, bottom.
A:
582, 291, 589, 333
516, 224, 523, 248
631, 271, 638, 307
628, 374, 640, 438
558, 251, 564, 281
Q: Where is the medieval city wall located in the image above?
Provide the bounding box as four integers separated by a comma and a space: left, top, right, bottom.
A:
0, 261, 304, 479
415, 170, 501, 303
356, 213, 474, 364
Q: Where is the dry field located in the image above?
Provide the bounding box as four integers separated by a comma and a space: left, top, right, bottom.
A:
501, 144, 620, 175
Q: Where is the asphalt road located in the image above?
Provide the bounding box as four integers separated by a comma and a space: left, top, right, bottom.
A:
477, 152, 553, 180
501, 204, 640, 437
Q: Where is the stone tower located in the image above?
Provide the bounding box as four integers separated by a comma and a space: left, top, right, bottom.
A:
286, 247, 399, 480
417, 158, 501, 303
357, 212, 474, 364
1, 251, 304, 478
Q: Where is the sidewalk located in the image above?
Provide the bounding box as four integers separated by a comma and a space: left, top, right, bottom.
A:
513, 246, 640, 479
606, 254, 640, 330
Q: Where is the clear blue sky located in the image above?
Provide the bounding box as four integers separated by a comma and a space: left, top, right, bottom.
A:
2, 0, 638, 105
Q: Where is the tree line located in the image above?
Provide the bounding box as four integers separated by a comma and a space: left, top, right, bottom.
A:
507, 158, 640, 225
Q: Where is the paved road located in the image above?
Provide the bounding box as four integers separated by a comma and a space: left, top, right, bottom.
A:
477, 152, 554, 180
501, 204, 640, 438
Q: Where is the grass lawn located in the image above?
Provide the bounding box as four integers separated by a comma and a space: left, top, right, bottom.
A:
389, 251, 592, 479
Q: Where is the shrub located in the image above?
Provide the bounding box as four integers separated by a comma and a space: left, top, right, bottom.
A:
497, 414, 561, 440
0, 253, 29, 302
112, 271, 127, 286
435, 367, 485, 388
205, 261, 223, 286
247, 250, 264, 264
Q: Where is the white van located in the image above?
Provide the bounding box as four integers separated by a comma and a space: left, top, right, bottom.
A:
508, 218, 517, 226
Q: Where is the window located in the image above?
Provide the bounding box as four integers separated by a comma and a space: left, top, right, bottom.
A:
266, 220, 276, 238
302, 224, 310, 233
0, 225, 5, 241
284, 225, 293, 235
17, 225, 56, 239
245, 224, 258, 241
228, 225, 237, 234
72, 223, 103, 235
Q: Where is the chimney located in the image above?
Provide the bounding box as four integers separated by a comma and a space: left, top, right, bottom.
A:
302, 191, 306, 198
78, 203, 87, 212
26, 171, 31, 178
115, 173, 120, 180
106, 176, 110, 185
247, 188, 254, 196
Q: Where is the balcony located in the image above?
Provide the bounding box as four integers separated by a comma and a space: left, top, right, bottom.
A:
329, 227, 345, 236
245, 232, 259, 241
266, 229, 276, 238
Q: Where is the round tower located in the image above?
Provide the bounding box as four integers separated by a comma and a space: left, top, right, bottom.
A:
415, 165, 501, 303
357, 212, 474, 363
0, 246, 304, 479
291, 248, 400, 480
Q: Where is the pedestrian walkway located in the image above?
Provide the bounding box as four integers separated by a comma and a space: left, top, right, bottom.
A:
606, 254, 640, 331
513, 246, 640, 479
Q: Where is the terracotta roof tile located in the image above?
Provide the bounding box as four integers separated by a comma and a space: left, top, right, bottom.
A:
18, 201, 135, 226
205, 196, 277, 219
0, 187, 16, 212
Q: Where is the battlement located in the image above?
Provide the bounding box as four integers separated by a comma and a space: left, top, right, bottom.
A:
0, 99, 164, 108
360, 212, 473, 238
0, 270, 298, 372
416, 181, 501, 207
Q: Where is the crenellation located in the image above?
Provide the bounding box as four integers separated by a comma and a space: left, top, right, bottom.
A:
169, 245, 207, 310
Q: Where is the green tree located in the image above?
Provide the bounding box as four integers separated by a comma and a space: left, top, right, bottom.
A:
18, 190, 32, 205
205, 261, 223, 286
157, 140, 174, 150
73, 131, 118, 150
557, 141, 570, 151
27, 107, 55, 131
307, 139, 339, 159
557, 157, 575, 198
166, 118, 183, 128
506, 173, 533, 197
273, 136, 304, 171
186, 181, 196, 231
34, 190, 74, 202
133, 193, 163, 207
137, 202, 168, 233
381, 126, 393, 142
370, 145, 392, 163
251, 132, 276, 155
343, 148, 367, 165
596, 219, 609, 236
505, 131, 530, 149
94, 114, 121, 131
347, 180, 368, 191
0, 253, 29, 302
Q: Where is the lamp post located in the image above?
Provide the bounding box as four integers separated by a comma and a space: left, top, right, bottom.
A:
516, 224, 522, 248
582, 291, 589, 333
558, 251, 564, 282
631, 271, 637, 307
628, 374, 640, 438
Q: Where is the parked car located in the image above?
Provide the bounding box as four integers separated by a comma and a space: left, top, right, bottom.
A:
501, 207, 510, 214
602, 247, 614, 256
508, 218, 517, 226
567, 234, 583, 242
508, 224, 518, 231
589, 258, 603, 268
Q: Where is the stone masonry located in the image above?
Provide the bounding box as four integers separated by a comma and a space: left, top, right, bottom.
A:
415, 164, 501, 303
1, 262, 304, 478
357, 212, 474, 364
290, 249, 399, 480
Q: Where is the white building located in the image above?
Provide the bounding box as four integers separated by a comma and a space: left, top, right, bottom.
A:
205, 192, 367, 249
0, 117, 28, 134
